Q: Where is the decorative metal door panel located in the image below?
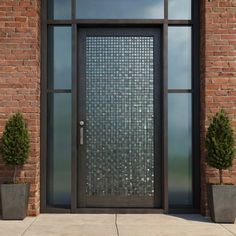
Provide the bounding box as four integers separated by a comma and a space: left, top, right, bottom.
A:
78, 28, 161, 208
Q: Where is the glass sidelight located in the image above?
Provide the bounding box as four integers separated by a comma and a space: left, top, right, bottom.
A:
168, 94, 192, 205
48, 93, 72, 206
47, 26, 72, 206
77, 29, 161, 208
168, 27, 193, 206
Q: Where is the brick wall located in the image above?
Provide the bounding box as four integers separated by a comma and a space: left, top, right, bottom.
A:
201, 0, 236, 215
0, 0, 40, 216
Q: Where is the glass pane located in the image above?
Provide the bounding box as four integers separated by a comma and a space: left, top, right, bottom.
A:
48, 0, 71, 19
168, 93, 192, 206
48, 93, 71, 206
86, 36, 155, 199
76, 0, 164, 19
48, 27, 72, 89
168, 27, 191, 89
169, 0, 191, 19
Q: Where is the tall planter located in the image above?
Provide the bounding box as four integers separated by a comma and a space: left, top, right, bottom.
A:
205, 110, 236, 223
0, 113, 30, 220
208, 185, 236, 223
1, 184, 29, 220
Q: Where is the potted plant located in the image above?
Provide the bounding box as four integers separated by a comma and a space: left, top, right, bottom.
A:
205, 109, 236, 223
0, 112, 30, 220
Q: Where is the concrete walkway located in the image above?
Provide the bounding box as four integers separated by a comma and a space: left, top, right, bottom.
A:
0, 214, 236, 236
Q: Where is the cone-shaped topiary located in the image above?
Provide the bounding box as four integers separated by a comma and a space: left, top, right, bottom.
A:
205, 109, 235, 185
0, 112, 30, 184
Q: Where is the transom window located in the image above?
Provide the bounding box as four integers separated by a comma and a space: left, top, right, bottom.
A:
48, 0, 192, 20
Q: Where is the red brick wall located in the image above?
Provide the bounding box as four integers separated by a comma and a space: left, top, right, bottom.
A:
201, 0, 236, 215
0, 0, 40, 216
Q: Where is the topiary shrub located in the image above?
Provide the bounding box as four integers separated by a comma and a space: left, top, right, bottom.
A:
0, 112, 30, 184
205, 109, 235, 185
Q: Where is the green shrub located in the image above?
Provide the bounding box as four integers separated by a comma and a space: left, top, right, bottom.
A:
0, 112, 30, 184
205, 109, 235, 184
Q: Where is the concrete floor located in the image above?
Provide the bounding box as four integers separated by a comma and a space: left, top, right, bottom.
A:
0, 214, 236, 236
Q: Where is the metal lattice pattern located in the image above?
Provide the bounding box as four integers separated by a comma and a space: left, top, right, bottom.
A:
86, 36, 154, 196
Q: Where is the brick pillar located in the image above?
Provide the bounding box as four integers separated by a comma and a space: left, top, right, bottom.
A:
201, 0, 236, 215
0, 0, 40, 216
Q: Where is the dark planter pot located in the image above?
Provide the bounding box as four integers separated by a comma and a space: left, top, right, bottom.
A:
1, 183, 29, 220
208, 184, 236, 223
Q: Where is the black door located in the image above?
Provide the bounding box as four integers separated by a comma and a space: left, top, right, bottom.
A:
77, 28, 162, 208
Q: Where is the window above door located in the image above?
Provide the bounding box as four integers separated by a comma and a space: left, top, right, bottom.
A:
76, 0, 164, 19
48, 0, 192, 20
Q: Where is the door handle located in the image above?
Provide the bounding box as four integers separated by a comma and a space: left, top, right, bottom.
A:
79, 121, 84, 145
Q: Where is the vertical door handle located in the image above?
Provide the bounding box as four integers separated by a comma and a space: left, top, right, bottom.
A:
79, 121, 84, 145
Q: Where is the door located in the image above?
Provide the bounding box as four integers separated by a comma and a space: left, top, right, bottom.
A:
78, 28, 161, 208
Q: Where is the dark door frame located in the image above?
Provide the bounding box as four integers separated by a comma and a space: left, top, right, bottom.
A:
77, 27, 162, 209
40, 0, 200, 214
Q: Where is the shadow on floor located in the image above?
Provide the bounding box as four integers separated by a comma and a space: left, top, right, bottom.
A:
169, 214, 214, 223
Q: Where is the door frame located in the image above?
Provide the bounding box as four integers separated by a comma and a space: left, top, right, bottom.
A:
76, 27, 162, 210
40, 0, 200, 214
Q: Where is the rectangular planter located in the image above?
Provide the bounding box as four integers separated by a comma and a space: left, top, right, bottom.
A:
1, 183, 29, 220
208, 184, 236, 223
